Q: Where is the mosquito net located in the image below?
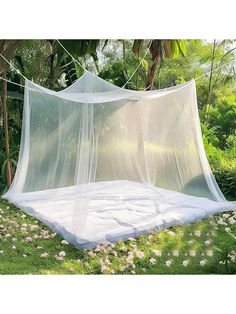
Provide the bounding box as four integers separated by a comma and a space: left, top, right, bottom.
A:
3, 71, 236, 248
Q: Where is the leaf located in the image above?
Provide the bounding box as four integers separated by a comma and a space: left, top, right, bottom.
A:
176, 40, 186, 57
228, 233, 236, 242
213, 245, 224, 255
141, 59, 149, 70
171, 40, 186, 58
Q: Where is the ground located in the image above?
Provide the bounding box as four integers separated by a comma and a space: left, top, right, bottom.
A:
0, 198, 235, 275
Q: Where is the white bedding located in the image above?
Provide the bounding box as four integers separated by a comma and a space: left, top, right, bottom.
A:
6, 180, 236, 248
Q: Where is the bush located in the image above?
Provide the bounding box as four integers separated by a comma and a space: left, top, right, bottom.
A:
204, 139, 236, 199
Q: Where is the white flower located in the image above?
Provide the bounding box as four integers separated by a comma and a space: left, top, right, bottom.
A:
182, 260, 189, 267
172, 250, 179, 257
206, 250, 213, 257
194, 230, 201, 237
55, 255, 64, 261
12, 245, 16, 250
225, 227, 231, 233
88, 251, 96, 257
200, 260, 206, 266
119, 266, 126, 272
131, 270, 136, 274
222, 213, 229, 219
0, 250, 3, 254
204, 240, 211, 246
229, 218, 236, 225
126, 256, 134, 264
105, 258, 111, 265
150, 258, 156, 265
26, 237, 32, 242
153, 249, 162, 256
61, 240, 69, 245
37, 246, 42, 249
30, 224, 38, 231
41, 252, 49, 258
69, 267, 75, 272
165, 260, 172, 267
217, 219, 227, 226
101, 265, 108, 272
59, 251, 66, 257
136, 250, 145, 259
120, 245, 127, 252
189, 250, 196, 257
188, 240, 194, 245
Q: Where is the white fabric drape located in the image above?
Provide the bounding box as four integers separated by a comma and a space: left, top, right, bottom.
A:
3, 71, 236, 248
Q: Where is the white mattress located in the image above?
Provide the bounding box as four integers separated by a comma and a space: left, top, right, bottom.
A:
6, 180, 236, 248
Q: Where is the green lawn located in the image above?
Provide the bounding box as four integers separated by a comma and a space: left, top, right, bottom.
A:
0, 198, 235, 275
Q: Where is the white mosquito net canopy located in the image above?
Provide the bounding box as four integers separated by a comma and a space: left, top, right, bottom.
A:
3, 71, 236, 248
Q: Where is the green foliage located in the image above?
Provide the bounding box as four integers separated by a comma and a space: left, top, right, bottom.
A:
204, 139, 236, 198
214, 232, 236, 270
207, 94, 236, 149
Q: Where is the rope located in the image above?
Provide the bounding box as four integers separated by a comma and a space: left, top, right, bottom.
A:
122, 41, 152, 88
194, 61, 234, 81
56, 40, 87, 72
0, 44, 235, 92
0, 76, 25, 88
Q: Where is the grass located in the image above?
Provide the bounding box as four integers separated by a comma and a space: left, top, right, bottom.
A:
0, 198, 235, 275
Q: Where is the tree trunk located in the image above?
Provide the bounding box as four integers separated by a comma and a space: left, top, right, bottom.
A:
146, 40, 161, 90
204, 39, 217, 123
2, 70, 12, 186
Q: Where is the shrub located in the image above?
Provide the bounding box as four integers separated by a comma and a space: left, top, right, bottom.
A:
204, 140, 236, 199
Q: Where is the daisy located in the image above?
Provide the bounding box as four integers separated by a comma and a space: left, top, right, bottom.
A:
165, 260, 172, 267
40, 252, 49, 258
136, 250, 145, 259
172, 250, 179, 257
200, 260, 206, 266
182, 260, 189, 267
153, 249, 162, 256
150, 258, 156, 265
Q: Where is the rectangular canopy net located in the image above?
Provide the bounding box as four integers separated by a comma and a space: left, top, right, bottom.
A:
3, 71, 236, 248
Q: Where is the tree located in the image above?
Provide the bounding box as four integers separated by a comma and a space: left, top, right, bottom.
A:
0, 40, 22, 186
0, 40, 22, 74
132, 40, 186, 90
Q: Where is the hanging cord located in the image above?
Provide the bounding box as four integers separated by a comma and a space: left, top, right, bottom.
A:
194, 61, 235, 81
122, 41, 152, 89
0, 47, 235, 92
56, 40, 87, 72
0, 75, 25, 88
